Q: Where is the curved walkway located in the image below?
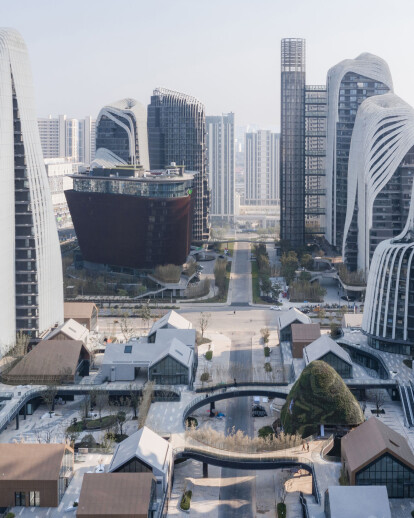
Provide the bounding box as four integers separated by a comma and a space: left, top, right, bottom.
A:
172, 436, 329, 503
0, 383, 182, 433
183, 386, 290, 429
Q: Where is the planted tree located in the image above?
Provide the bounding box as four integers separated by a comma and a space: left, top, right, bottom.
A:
371, 390, 385, 416
139, 303, 152, 328
280, 251, 299, 285
270, 282, 282, 301
116, 410, 126, 436
260, 276, 272, 297
129, 383, 140, 419
41, 385, 58, 417
300, 253, 314, 270
260, 328, 270, 345
93, 389, 109, 425
199, 312, 211, 339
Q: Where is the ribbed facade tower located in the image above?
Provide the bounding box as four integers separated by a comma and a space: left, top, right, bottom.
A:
0, 28, 63, 353
343, 94, 414, 273
148, 88, 210, 241
280, 38, 306, 249
362, 181, 414, 356
325, 53, 393, 248
95, 98, 149, 170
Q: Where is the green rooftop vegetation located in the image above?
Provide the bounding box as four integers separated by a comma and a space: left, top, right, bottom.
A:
281, 360, 364, 437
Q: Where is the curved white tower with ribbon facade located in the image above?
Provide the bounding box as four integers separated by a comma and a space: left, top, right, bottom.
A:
325, 53, 393, 247
95, 98, 149, 170
0, 28, 63, 354
343, 93, 414, 273
362, 188, 414, 356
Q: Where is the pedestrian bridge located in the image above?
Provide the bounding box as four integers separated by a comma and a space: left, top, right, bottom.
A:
0, 383, 182, 433
173, 440, 324, 503
183, 385, 291, 430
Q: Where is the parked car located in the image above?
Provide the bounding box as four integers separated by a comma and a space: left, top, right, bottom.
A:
270, 306, 281, 311
252, 405, 268, 417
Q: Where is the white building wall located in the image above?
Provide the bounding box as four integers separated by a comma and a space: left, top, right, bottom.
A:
206, 113, 235, 221
0, 28, 63, 354
245, 130, 279, 206
38, 115, 95, 164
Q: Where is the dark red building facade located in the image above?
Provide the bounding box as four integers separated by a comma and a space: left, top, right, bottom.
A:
65, 168, 194, 269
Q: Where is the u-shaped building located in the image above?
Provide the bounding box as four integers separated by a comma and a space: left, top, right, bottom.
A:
0, 28, 63, 354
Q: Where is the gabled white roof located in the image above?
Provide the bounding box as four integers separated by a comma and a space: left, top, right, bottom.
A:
150, 338, 193, 368
109, 426, 171, 474
277, 308, 311, 331
148, 310, 192, 337
45, 318, 88, 343
155, 328, 196, 348
303, 334, 352, 366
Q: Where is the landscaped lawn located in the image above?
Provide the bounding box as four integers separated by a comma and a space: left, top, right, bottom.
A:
66, 415, 116, 432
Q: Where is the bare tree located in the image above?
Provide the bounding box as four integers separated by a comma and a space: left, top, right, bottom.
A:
41, 385, 58, 417
93, 389, 109, 425
36, 429, 54, 444
80, 393, 92, 420
65, 421, 82, 448
119, 312, 135, 342
14, 331, 30, 357
140, 303, 152, 329
129, 383, 140, 419
260, 328, 270, 345
371, 390, 385, 417
199, 312, 211, 339
116, 410, 126, 436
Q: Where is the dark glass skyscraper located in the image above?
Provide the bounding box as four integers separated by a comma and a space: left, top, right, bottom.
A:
148, 88, 209, 241
280, 38, 306, 249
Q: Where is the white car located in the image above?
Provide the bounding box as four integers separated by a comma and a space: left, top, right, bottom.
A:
270, 306, 281, 311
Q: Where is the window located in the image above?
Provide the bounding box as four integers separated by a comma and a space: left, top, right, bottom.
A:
124, 345, 132, 354
29, 491, 40, 506
15, 492, 25, 506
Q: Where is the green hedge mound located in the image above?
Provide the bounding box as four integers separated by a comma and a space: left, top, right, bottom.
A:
280, 360, 364, 437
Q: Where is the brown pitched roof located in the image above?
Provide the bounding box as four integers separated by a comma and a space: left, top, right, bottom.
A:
77, 473, 155, 517
0, 444, 70, 481
8, 340, 86, 379
342, 417, 414, 473
291, 323, 321, 342
64, 302, 97, 319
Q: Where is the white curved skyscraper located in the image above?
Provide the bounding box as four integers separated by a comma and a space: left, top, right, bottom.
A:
0, 28, 63, 354
362, 185, 414, 356
95, 98, 149, 170
325, 53, 393, 247
343, 93, 414, 273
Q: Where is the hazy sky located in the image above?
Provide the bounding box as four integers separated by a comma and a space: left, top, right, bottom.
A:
2, 0, 414, 129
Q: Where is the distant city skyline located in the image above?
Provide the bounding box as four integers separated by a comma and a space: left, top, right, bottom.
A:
3, 0, 414, 127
